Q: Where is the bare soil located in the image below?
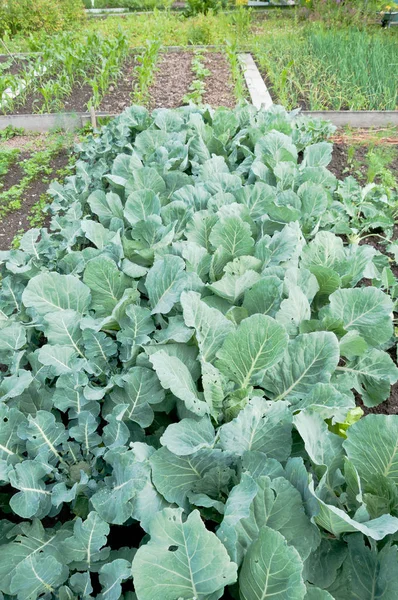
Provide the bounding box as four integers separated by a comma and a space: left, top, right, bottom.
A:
148, 52, 194, 110
0, 150, 70, 250
202, 53, 236, 109
0, 152, 26, 194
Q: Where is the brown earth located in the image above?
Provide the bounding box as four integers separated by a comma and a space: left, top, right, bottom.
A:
148, 51, 194, 110
202, 53, 236, 109
0, 150, 69, 250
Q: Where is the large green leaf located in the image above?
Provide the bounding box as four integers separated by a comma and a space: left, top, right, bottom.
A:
132, 508, 237, 600
329, 534, 398, 600
209, 216, 254, 258
22, 272, 91, 316
149, 351, 209, 416
218, 397, 292, 461
261, 332, 340, 401
160, 417, 215, 455
9, 554, 69, 600
83, 257, 133, 318
216, 314, 288, 388
309, 481, 398, 540
336, 349, 398, 407
145, 255, 187, 314
326, 287, 394, 347
150, 447, 226, 510
219, 474, 320, 566
62, 511, 110, 568
109, 367, 165, 428
239, 526, 306, 600
90, 450, 147, 524
344, 415, 398, 486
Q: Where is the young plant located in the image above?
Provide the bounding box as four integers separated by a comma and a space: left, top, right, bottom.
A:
132, 39, 162, 104
183, 50, 210, 106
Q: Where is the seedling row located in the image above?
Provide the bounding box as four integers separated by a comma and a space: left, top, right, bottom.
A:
0, 39, 242, 117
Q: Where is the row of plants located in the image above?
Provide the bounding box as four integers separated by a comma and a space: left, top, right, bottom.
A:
255, 23, 398, 111
0, 103, 397, 599
182, 49, 211, 104
0, 31, 130, 114
0, 133, 73, 222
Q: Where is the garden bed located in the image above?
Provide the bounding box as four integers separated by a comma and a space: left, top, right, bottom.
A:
1, 106, 398, 600
148, 51, 194, 110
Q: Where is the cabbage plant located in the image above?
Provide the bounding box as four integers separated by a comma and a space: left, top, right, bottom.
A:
0, 105, 397, 600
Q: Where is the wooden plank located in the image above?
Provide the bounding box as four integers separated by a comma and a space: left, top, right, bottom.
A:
239, 53, 273, 110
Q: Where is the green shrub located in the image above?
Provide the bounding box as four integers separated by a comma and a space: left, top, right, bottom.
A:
184, 0, 228, 17
0, 0, 85, 36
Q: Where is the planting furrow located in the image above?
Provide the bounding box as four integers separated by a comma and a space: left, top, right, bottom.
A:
148, 51, 194, 109
202, 52, 235, 108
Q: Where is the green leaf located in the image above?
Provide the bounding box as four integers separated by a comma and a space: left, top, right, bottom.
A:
98, 559, 131, 600
181, 291, 234, 362
344, 415, 398, 486
309, 480, 398, 540
337, 349, 398, 407
294, 410, 343, 468
334, 534, 398, 600
90, 450, 147, 524
18, 410, 68, 462
304, 588, 334, 600
149, 351, 209, 416
209, 216, 254, 258
220, 474, 319, 567
326, 287, 394, 347
275, 285, 311, 335
22, 272, 91, 316
160, 417, 215, 455
83, 257, 133, 318
131, 508, 237, 600
208, 271, 261, 304
9, 554, 69, 600
110, 367, 165, 428
145, 255, 187, 315
0, 321, 26, 352
0, 404, 26, 460
302, 142, 332, 168
303, 538, 347, 590
150, 447, 226, 510
242, 276, 283, 317
9, 461, 51, 518
125, 189, 161, 225
218, 397, 292, 461
87, 190, 124, 226
216, 315, 288, 388
37, 344, 82, 375
62, 511, 110, 568
81, 220, 116, 250
239, 526, 306, 600
261, 332, 340, 401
